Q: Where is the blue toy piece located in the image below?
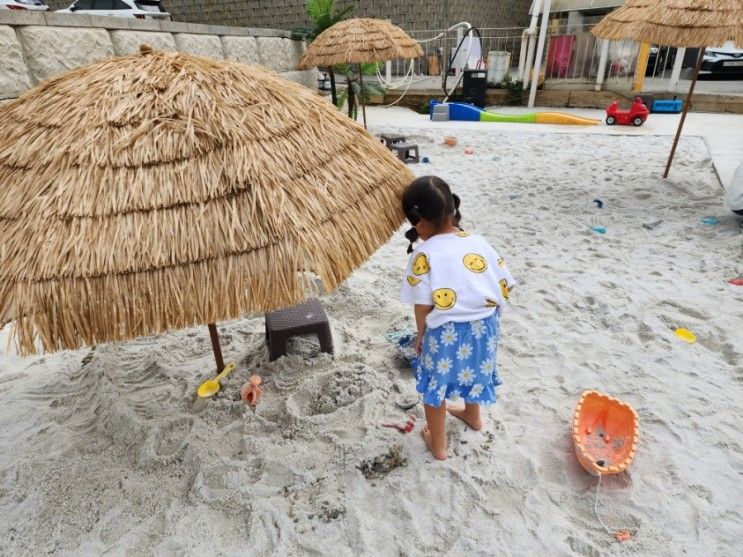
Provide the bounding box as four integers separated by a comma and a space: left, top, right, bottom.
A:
590, 226, 607, 234
593, 198, 604, 209
422, 156, 430, 163
652, 99, 683, 113
701, 216, 719, 225
386, 330, 419, 369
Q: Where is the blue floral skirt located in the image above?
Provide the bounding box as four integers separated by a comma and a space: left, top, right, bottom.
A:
416, 312, 502, 407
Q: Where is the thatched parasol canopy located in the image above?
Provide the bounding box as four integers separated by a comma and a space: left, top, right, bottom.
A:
591, 0, 743, 48
297, 17, 423, 68
0, 46, 414, 356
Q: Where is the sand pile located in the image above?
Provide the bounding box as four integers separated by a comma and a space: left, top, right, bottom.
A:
0, 127, 741, 555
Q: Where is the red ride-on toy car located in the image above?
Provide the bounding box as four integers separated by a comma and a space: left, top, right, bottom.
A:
605, 97, 650, 126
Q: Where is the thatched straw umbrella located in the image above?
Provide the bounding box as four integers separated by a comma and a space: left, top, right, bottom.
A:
0, 45, 415, 370
592, 0, 743, 178
298, 18, 423, 129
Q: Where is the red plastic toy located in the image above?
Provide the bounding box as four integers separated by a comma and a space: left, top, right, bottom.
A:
605, 97, 649, 126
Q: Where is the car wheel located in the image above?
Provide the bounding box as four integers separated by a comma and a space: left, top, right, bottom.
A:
632, 116, 644, 126
606, 116, 616, 125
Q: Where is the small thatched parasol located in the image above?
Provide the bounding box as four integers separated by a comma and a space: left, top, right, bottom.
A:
0, 46, 415, 367
298, 18, 423, 128
592, 0, 743, 177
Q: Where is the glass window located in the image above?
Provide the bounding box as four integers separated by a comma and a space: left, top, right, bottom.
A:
93, 0, 115, 8
73, 0, 94, 9
113, 0, 131, 8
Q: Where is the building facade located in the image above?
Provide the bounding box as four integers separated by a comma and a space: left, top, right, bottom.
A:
153, 1, 534, 32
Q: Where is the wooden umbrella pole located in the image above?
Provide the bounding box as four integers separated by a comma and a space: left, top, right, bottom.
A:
663, 47, 706, 179
207, 322, 225, 373
358, 64, 368, 130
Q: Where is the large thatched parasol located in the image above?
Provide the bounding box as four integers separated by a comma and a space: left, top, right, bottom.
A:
298, 18, 423, 129
592, 0, 743, 177
0, 46, 415, 367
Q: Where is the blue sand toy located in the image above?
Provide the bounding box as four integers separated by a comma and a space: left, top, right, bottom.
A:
421, 156, 430, 163
590, 226, 607, 234
701, 216, 719, 225
386, 330, 419, 369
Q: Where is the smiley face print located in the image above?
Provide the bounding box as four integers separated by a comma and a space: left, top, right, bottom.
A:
432, 288, 457, 310
407, 276, 421, 286
456, 231, 471, 237
412, 253, 430, 275
499, 279, 510, 300
484, 298, 499, 308
463, 253, 487, 273
497, 257, 505, 268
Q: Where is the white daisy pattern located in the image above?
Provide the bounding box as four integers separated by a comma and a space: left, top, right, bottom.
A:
424, 354, 434, 371
470, 319, 485, 339
456, 343, 473, 360
437, 385, 448, 401
415, 313, 502, 407
479, 358, 495, 375
440, 325, 458, 346
457, 367, 475, 386
436, 357, 453, 375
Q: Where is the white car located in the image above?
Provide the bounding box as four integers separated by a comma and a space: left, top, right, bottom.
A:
0, 0, 49, 10
57, 0, 169, 19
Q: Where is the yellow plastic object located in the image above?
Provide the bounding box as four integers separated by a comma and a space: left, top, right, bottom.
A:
674, 328, 697, 343
534, 112, 601, 126
197, 362, 236, 398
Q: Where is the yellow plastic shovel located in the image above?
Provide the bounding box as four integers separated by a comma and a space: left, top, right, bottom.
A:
197, 362, 236, 398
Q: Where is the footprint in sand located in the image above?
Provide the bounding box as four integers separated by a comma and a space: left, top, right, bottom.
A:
139, 417, 194, 467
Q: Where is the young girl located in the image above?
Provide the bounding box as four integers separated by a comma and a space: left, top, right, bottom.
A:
399, 176, 515, 460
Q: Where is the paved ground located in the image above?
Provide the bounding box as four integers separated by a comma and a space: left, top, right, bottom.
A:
363, 105, 743, 189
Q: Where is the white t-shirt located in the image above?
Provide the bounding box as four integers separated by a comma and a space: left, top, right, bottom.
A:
724, 162, 743, 212
399, 231, 516, 329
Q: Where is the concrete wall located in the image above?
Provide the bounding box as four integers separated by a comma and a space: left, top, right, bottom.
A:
56, 1, 533, 33
0, 10, 316, 100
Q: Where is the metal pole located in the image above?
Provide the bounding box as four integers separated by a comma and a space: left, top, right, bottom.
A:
358, 64, 368, 130
594, 38, 610, 91
528, 0, 551, 108
207, 322, 225, 373
663, 47, 705, 179
668, 47, 686, 92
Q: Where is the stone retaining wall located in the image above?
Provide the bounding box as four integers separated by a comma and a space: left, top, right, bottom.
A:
0, 10, 316, 100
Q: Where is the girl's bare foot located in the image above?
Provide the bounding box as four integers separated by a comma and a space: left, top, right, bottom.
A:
421, 425, 447, 460
447, 404, 483, 431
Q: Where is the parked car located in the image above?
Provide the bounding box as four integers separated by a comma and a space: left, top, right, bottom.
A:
57, 0, 169, 19
699, 46, 743, 79
645, 45, 676, 76
0, 0, 49, 10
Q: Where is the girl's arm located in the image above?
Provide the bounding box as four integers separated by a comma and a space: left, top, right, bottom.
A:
414, 304, 434, 354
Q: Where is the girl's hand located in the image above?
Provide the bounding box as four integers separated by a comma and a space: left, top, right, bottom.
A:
415, 332, 423, 355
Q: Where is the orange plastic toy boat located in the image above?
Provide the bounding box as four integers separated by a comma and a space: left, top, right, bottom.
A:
573, 391, 639, 476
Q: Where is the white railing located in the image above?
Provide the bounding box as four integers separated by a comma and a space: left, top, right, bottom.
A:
386, 23, 687, 90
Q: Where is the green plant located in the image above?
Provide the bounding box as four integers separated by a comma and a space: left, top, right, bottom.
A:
502, 75, 525, 106
335, 69, 385, 120
417, 100, 431, 114
291, 1, 355, 106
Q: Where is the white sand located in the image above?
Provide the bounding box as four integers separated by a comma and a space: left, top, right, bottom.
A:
1, 123, 742, 555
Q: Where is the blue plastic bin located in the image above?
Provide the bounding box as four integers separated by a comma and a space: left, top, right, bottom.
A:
652, 99, 683, 113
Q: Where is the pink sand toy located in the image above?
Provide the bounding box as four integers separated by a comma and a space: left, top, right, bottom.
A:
381, 414, 417, 433
240, 375, 262, 407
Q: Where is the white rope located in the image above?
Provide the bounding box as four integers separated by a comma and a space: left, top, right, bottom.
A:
593, 473, 614, 536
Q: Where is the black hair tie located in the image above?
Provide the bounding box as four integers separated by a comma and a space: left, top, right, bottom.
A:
405, 227, 419, 253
